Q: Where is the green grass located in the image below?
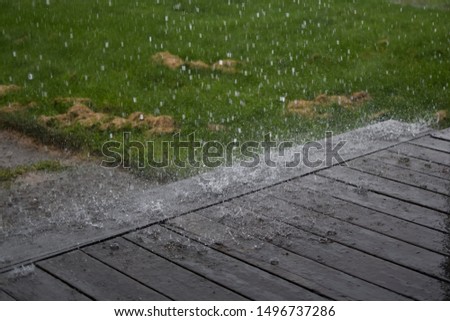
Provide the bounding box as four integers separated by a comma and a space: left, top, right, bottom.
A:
0, 0, 449, 179
0, 160, 67, 183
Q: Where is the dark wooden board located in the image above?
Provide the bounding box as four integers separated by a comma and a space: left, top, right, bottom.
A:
0, 267, 89, 300
233, 193, 450, 283
166, 213, 407, 300
348, 157, 450, 196
365, 150, 450, 181
196, 202, 450, 300
431, 128, 450, 142
38, 250, 169, 301
318, 166, 450, 213
125, 225, 325, 301
263, 180, 449, 255
295, 174, 449, 233
410, 136, 450, 154
389, 143, 450, 167
0, 289, 15, 301
83, 237, 244, 301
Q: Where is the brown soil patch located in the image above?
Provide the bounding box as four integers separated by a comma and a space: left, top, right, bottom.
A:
187, 60, 210, 70
436, 110, 448, 124
151, 51, 185, 70
287, 91, 372, 117
0, 85, 21, 97
39, 104, 108, 128
207, 123, 227, 132
0, 102, 36, 113
211, 59, 239, 74
101, 117, 130, 130
39, 105, 176, 134
152, 51, 240, 73
286, 100, 317, 117
128, 112, 176, 134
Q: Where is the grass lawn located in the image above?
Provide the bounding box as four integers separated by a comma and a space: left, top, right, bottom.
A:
0, 0, 449, 180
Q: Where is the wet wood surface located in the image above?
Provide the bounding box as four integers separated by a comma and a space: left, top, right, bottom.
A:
1, 128, 449, 300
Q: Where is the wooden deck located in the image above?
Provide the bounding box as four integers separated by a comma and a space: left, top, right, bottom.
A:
0, 127, 449, 300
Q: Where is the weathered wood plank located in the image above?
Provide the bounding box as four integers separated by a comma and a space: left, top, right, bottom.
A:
263, 180, 449, 254
365, 150, 450, 181
348, 157, 450, 196
83, 237, 244, 301
410, 136, 450, 154
389, 143, 450, 167
296, 174, 449, 233
125, 225, 325, 300
166, 213, 407, 300
0, 289, 15, 301
38, 250, 168, 301
431, 128, 450, 142
233, 193, 450, 282
0, 267, 89, 300
318, 166, 450, 213
196, 202, 450, 300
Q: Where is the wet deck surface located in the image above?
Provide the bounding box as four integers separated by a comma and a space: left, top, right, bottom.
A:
0, 127, 449, 300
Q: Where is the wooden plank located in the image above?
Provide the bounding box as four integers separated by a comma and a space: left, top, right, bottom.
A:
166, 213, 407, 300
389, 143, 450, 167
318, 166, 449, 213
196, 202, 449, 300
38, 250, 168, 301
0, 267, 88, 300
83, 237, 244, 301
431, 127, 450, 141
233, 193, 450, 283
365, 150, 450, 181
125, 225, 325, 300
0, 289, 15, 301
348, 157, 450, 196
263, 180, 449, 255
409, 136, 450, 154
296, 174, 449, 233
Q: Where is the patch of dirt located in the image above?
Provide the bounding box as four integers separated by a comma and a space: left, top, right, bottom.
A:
211, 59, 239, 74
287, 91, 372, 117
151, 51, 185, 69
152, 51, 240, 73
0, 85, 21, 97
100, 116, 130, 130
436, 110, 447, 124
0, 102, 37, 113
39, 105, 176, 134
127, 112, 176, 134
187, 60, 210, 70
39, 104, 108, 128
